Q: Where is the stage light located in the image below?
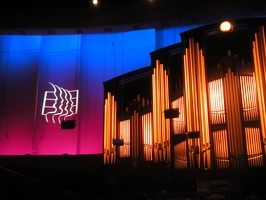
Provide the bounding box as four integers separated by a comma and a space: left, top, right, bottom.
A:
220, 21, 232, 32
92, 0, 98, 5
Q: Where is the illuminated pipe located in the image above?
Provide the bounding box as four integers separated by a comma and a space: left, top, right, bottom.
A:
252, 73, 259, 119
113, 96, 117, 164
104, 100, 107, 164
225, 68, 243, 170
144, 114, 148, 160
229, 71, 240, 170
152, 60, 171, 162
152, 67, 158, 162
105, 92, 112, 164
223, 71, 236, 170
183, 38, 211, 168
199, 47, 209, 145
230, 72, 241, 170
231, 75, 242, 161
164, 70, 171, 161
253, 29, 266, 150
142, 115, 146, 159
105, 93, 111, 164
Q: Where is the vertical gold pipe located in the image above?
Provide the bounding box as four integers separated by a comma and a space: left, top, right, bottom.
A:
106, 93, 110, 164
183, 39, 210, 169
253, 32, 266, 150
223, 71, 235, 170
152, 67, 157, 162
114, 96, 116, 163
104, 99, 107, 164
152, 60, 171, 162
110, 95, 114, 164
232, 75, 241, 170
143, 115, 145, 160
146, 114, 148, 160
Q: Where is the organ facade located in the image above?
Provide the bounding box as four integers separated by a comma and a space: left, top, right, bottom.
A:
103, 18, 266, 179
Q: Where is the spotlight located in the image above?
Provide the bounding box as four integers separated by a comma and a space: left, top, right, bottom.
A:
220, 21, 232, 32
92, 0, 98, 5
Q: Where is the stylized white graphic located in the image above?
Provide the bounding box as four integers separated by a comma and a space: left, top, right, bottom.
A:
41, 82, 79, 123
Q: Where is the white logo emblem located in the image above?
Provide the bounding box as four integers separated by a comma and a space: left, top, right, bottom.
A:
41, 82, 79, 124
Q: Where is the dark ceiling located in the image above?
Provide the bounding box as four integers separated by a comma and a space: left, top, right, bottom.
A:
0, 0, 266, 30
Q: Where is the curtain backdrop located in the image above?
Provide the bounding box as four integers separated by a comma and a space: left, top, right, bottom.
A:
0, 29, 156, 155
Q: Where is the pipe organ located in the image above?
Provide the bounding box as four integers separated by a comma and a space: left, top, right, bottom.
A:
103, 18, 266, 174
253, 26, 266, 155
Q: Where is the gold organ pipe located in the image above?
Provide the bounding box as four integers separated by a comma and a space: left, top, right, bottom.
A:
213, 130, 229, 169
183, 38, 211, 169
209, 81, 218, 124
164, 69, 171, 161
112, 96, 116, 163
103, 92, 117, 165
231, 71, 242, 171
141, 115, 145, 160
145, 114, 149, 160
142, 114, 146, 159
184, 50, 191, 131
233, 73, 242, 169
157, 63, 161, 161
152, 67, 158, 162
146, 113, 149, 160
159, 64, 164, 160
147, 114, 150, 160
224, 69, 245, 171
189, 40, 199, 131
157, 63, 162, 161
245, 128, 263, 167
152, 60, 171, 162
198, 45, 210, 145
146, 113, 150, 161
106, 94, 110, 164
223, 71, 235, 170
252, 73, 259, 119
253, 27, 266, 153
103, 100, 107, 164
240, 76, 258, 121
150, 112, 153, 160
108, 93, 113, 164
246, 128, 250, 165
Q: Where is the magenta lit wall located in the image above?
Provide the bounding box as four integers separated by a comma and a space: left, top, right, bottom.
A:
0, 29, 156, 155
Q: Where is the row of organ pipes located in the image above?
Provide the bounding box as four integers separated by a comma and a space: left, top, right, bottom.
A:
103, 22, 266, 172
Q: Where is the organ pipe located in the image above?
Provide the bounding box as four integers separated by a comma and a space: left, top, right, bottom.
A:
183, 38, 211, 169
213, 130, 229, 169
223, 68, 245, 171
245, 127, 263, 167
253, 26, 266, 154
142, 113, 153, 161
152, 60, 171, 162
239, 75, 258, 121
103, 92, 117, 165
119, 119, 130, 157
208, 79, 226, 124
